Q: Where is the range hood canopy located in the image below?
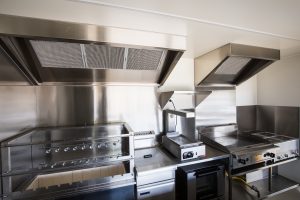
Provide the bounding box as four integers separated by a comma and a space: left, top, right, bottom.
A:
194, 43, 280, 87
0, 14, 186, 85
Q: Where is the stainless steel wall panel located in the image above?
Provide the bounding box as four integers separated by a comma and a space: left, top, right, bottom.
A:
236, 105, 257, 132
36, 85, 161, 134
196, 90, 237, 128
0, 86, 37, 141
237, 105, 299, 138
257, 105, 275, 132
36, 86, 96, 127
275, 106, 300, 138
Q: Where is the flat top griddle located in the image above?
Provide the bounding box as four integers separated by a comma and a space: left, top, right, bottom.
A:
202, 130, 269, 153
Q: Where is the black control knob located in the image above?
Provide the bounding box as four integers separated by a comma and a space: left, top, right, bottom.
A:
266, 159, 274, 165
284, 154, 289, 158
238, 159, 246, 165
183, 152, 194, 159
264, 152, 270, 157
187, 152, 194, 158
277, 156, 281, 160
269, 153, 275, 158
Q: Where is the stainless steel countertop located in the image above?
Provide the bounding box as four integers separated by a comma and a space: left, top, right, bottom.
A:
135, 146, 177, 176
135, 145, 230, 175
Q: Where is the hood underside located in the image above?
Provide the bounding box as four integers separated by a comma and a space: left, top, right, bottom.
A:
194, 43, 280, 88
0, 14, 186, 86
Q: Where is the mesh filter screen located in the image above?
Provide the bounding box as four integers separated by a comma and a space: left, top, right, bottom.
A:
30, 40, 164, 71
215, 56, 252, 75
127, 48, 164, 70
85, 44, 124, 69
30, 40, 84, 69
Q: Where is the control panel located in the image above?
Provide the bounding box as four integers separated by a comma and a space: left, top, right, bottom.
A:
181, 146, 206, 161
232, 148, 278, 169
273, 139, 299, 162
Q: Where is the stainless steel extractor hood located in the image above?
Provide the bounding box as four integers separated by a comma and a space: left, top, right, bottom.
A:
194, 43, 280, 87
0, 14, 186, 85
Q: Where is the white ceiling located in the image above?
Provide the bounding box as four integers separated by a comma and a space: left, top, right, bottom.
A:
81, 0, 300, 40
1, 0, 300, 58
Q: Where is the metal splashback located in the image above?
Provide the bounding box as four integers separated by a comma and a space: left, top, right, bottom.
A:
0, 14, 186, 85
0, 84, 161, 143
196, 90, 237, 129
194, 43, 280, 87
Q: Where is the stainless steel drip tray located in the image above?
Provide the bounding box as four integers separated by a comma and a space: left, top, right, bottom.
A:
167, 135, 203, 148
162, 134, 206, 161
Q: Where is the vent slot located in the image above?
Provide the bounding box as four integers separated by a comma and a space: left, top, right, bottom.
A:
215, 56, 252, 75
127, 48, 164, 70
30, 40, 166, 71
30, 40, 84, 69
85, 44, 124, 69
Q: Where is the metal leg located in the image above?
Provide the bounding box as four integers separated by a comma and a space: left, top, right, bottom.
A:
268, 167, 273, 191
228, 171, 232, 200
226, 156, 232, 200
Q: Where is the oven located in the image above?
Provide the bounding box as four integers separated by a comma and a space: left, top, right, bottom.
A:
176, 161, 225, 200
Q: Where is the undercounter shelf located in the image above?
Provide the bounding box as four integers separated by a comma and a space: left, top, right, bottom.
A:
231, 175, 299, 200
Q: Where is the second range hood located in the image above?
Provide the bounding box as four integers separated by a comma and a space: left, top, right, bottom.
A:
194, 43, 280, 87
0, 14, 186, 85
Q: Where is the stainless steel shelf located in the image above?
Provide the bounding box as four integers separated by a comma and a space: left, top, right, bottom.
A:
230, 175, 299, 200
159, 90, 211, 109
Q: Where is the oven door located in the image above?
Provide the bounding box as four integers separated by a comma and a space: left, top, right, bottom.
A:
176, 163, 225, 200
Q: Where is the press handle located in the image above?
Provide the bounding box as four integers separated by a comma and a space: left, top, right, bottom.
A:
143, 154, 152, 158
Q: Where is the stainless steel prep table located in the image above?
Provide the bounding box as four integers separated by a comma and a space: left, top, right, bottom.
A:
135, 147, 177, 200
134, 145, 230, 200
135, 145, 230, 173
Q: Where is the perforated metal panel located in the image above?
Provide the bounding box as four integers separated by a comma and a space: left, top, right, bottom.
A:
30, 40, 166, 72
85, 44, 124, 69
215, 56, 251, 75
30, 40, 84, 69
127, 48, 164, 70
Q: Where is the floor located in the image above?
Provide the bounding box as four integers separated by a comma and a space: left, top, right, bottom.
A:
267, 187, 300, 200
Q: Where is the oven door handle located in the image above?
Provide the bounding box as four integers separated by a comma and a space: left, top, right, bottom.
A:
193, 166, 223, 177
194, 171, 217, 177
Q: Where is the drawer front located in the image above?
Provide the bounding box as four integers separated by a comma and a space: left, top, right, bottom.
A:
137, 180, 175, 200
137, 170, 175, 186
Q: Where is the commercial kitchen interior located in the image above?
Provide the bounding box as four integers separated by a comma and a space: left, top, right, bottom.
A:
0, 0, 300, 200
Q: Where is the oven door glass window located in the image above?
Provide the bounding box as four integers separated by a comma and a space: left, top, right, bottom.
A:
196, 172, 218, 199
194, 165, 224, 200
